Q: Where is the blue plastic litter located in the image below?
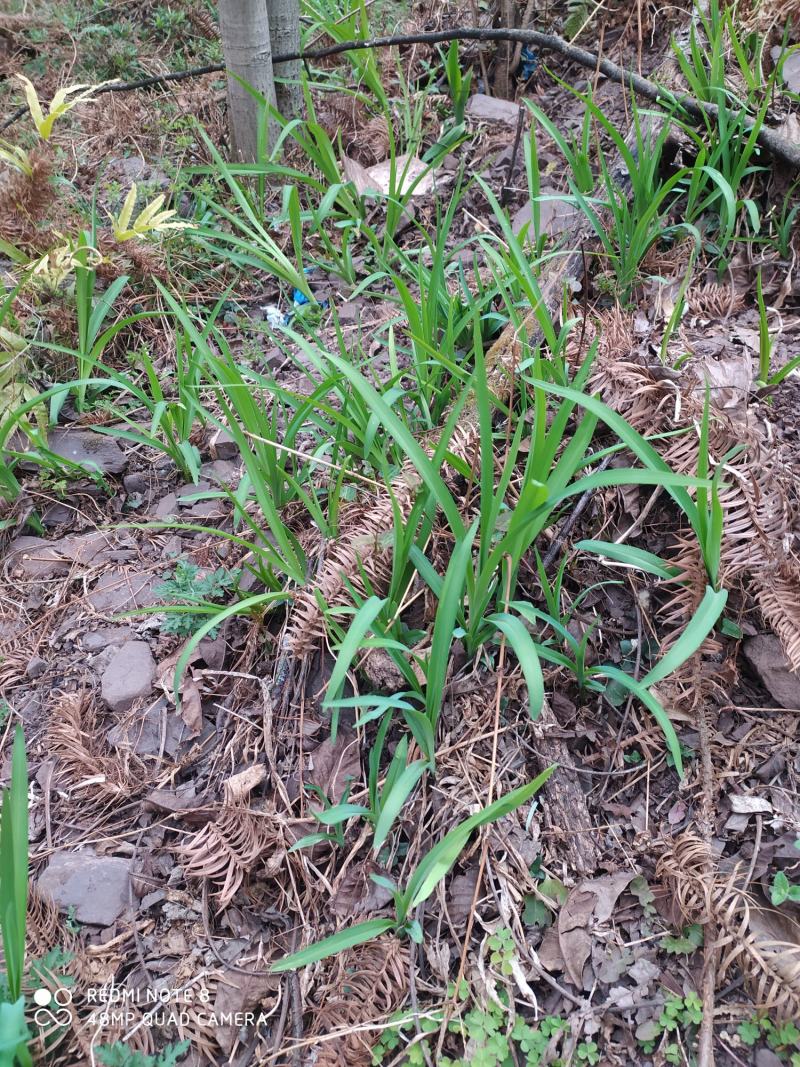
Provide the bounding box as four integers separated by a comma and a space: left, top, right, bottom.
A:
520, 47, 539, 81
292, 266, 329, 309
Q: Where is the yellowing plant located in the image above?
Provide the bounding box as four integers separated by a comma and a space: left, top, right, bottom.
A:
0, 138, 32, 177
30, 240, 102, 290
0, 327, 46, 434
16, 74, 103, 141
110, 183, 193, 242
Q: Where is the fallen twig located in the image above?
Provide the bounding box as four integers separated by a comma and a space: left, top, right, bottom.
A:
1, 27, 798, 169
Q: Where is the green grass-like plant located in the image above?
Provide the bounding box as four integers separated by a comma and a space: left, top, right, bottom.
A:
0, 727, 31, 1067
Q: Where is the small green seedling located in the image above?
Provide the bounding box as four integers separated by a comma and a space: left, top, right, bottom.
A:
96, 1040, 190, 1067
155, 560, 241, 638
770, 870, 800, 906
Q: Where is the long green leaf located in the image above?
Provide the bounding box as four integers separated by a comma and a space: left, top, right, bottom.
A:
426, 520, 478, 723
270, 918, 396, 972
373, 759, 429, 854
324, 596, 386, 741
402, 769, 554, 914
593, 666, 683, 774
640, 586, 727, 688
575, 540, 681, 580
487, 613, 545, 720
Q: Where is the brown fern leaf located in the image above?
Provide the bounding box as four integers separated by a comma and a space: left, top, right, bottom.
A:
659, 833, 800, 1021
181, 805, 273, 907
753, 567, 800, 671
686, 282, 745, 319
180, 780, 312, 907
586, 317, 800, 666
286, 478, 417, 653
185, 4, 219, 38
347, 114, 390, 166
308, 937, 409, 1066
47, 691, 152, 807
0, 147, 55, 245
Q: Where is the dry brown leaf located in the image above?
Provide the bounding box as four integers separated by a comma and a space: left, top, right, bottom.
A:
224, 764, 266, 802
558, 871, 637, 987
179, 674, 202, 735
332, 859, 394, 917
308, 731, 362, 804
447, 867, 482, 926
342, 153, 435, 198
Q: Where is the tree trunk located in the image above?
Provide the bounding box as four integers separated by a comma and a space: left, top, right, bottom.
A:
267, 0, 302, 119
218, 0, 277, 161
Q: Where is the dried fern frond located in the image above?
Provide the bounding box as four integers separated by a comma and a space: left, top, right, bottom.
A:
585, 314, 800, 669
47, 691, 151, 807
181, 805, 273, 907
0, 146, 54, 245
659, 833, 800, 1021
754, 567, 800, 671
308, 937, 410, 1067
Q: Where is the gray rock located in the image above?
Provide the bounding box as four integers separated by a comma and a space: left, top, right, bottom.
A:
123, 472, 149, 494
153, 493, 178, 519
37, 849, 131, 926
199, 460, 240, 486
86, 568, 155, 613
60, 531, 114, 565
512, 188, 579, 238
81, 626, 136, 652
210, 427, 238, 460
743, 634, 800, 709
756, 1051, 784, 1067
466, 93, 521, 126
41, 503, 73, 527
107, 697, 187, 758
101, 641, 156, 712
34, 428, 127, 475
6, 536, 69, 579
25, 656, 47, 679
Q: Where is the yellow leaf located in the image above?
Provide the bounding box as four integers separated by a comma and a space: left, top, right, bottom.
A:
0, 139, 32, 177
117, 184, 138, 234
48, 83, 91, 113
16, 75, 44, 134
133, 193, 167, 230
141, 209, 177, 230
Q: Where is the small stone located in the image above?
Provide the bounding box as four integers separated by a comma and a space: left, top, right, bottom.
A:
743, 634, 800, 709
161, 536, 183, 559
466, 93, 522, 126
153, 493, 178, 519
107, 697, 188, 758
141, 890, 166, 910
86, 568, 155, 613
199, 460, 239, 486
101, 641, 156, 713
512, 188, 579, 237
25, 656, 47, 679
756, 1050, 784, 1067
209, 427, 238, 460
7, 536, 70, 579
176, 479, 212, 502
37, 849, 131, 926
81, 626, 136, 652
36, 428, 127, 475
41, 503, 73, 527
123, 472, 149, 494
